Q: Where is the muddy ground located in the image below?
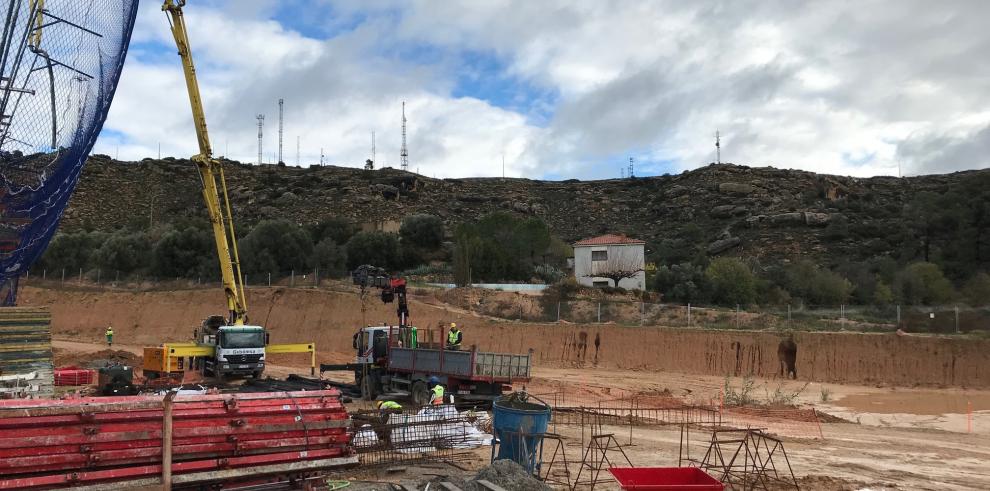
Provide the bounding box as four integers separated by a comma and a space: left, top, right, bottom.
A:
26, 284, 990, 490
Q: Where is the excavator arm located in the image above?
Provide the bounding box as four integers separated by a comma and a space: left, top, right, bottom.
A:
162, 0, 248, 325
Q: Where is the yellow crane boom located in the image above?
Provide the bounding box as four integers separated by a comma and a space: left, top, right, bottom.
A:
162, 0, 248, 325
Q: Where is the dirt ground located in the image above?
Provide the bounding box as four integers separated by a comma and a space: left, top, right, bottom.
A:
30, 285, 990, 489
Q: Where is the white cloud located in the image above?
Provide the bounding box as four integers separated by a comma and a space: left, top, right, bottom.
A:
96, 0, 990, 179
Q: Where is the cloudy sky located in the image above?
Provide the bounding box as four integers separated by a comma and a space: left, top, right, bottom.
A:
93, 0, 990, 180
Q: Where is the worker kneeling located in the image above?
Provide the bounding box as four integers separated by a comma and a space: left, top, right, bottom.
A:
429, 376, 445, 405
375, 400, 402, 415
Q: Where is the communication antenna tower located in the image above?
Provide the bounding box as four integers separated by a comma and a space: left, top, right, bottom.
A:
320, 147, 324, 166
256, 114, 264, 164
715, 129, 721, 165
400, 101, 409, 171
628, 157, 634, 178
278, 98, 284, 164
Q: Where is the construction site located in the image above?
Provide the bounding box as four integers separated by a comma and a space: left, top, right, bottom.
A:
2, 0, 990, 490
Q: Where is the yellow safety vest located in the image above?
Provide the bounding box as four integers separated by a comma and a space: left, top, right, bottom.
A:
380, 401, 402, 410
106, 328, 113, 336
432, 384, 444, 400
447, 329, 460, 346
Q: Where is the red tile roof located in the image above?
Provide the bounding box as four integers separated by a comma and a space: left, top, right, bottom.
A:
573, 234, 646, 246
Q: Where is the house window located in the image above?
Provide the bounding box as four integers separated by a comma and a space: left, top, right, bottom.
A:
593, 281, 610, 287
591, 250, 607, 261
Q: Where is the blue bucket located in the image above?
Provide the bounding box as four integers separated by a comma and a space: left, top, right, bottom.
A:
492, 393, 551, 473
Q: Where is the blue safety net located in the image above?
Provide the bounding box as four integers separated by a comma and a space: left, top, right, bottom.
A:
0, 0, 138, 305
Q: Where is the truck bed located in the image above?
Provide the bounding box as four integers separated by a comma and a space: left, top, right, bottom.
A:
387, 347, 531, 381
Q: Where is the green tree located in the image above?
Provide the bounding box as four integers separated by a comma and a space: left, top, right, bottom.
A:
654, 262, 709, 304
152, 227, 215, 278
308, 217, 358, 245
345, 231, 401, 270
781, 260, 854, 306
894, 262, 956, 305
37, 231, 105, 274
705, 257, 756, 306
399, 214, 444, 250
312, 238, 348, 278
91, 232, 151, 274
961, 272, 990, 306
239, 220, 314, 274
873, 280, 895, 306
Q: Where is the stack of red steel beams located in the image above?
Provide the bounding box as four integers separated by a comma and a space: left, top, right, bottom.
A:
53, 367, 96, 386
0, 390, 355, 489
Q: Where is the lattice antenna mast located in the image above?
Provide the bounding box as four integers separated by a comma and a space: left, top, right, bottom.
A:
277, 98, 284, 164
371, 131, 376, 168
628, 157, 634, 178
256, 114, 264, 164
400, 101, 409, 171
715, 129, 721, 165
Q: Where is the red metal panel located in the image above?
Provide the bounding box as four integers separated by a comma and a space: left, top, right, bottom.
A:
0, 390, 353, 489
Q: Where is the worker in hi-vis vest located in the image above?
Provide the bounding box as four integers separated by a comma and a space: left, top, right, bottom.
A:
375, 400, 402, 415
105, 325, 114, 347
429, 376, 445, 405
447, 322, 462, 350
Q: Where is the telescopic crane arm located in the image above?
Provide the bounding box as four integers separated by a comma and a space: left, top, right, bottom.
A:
162, 0, 248, 325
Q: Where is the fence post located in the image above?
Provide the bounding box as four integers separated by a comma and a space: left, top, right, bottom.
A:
955, 306, 960, 333
735, 304, 740, 328
291, 270, 295, 287
787, 304, 791, 325
641, 301, 645, 326
268, 272, 271, 287
315, 267, 319, 287
97, 269, 101, 285
556, 302, 561, 322
78, 268, 83, 286
687, 303, 692, 326
597, 302, 601, 323
896, 305, 901, 326
116, 270, 119, 283
43, 269, 46, 280
61, 268, 65, 286
245, 275, 248, 287
840, 304, 845, 322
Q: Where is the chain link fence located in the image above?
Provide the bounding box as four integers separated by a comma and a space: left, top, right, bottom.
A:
19, 269, 989, 334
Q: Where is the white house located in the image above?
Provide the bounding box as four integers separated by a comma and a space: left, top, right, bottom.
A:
573, 234, 646, 290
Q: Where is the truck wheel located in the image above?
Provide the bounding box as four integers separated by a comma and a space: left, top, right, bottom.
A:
361, 373, 378, 401
411, 381, 430, 407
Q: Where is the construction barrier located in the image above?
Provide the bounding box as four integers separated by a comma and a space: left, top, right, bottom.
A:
0, 390, 356, 489
53, 366, 96, 386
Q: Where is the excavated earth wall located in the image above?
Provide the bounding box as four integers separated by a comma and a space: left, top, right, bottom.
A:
19, 286, 989, 388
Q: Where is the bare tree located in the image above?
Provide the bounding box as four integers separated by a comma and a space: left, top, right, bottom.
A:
584, 252, 644, 288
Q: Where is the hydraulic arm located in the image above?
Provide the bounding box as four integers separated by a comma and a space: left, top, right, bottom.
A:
162, 0, 247, 324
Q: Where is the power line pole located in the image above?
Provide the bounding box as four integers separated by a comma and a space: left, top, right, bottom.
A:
320, 147, 324, 166
715, 129, 721, 164
256, 114, 264, 164
400, 101, 409, 171
277, 98, 284, 165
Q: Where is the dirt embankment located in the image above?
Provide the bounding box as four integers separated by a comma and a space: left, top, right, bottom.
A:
19, 286, 990, 388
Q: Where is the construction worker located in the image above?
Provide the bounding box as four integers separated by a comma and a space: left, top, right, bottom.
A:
429, 376, 445, 405
447, 322, 462, 350
105, 325, 114, 347
375, 400, 402, 415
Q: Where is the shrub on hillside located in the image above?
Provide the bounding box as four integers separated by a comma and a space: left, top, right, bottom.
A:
399, 214, 444, 250
894, 262, 956, 305
239, 219, 314, 274
345, 231, 401, 270
705, 257, 756, 306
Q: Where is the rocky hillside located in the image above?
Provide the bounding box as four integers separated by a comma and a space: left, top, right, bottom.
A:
62, 155, 987, 267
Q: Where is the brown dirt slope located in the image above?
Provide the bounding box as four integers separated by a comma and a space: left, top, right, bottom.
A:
19, 286, 990, 388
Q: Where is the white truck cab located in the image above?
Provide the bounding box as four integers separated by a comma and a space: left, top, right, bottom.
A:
198, 317, 268, 378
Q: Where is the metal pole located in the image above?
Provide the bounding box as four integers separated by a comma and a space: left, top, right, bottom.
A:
557, 301, 561, 322
43, 269, 46, 280
955, 306, 960, 333
787, 304, 791, 325
268, 272, 271, 287
97, 269, 101, 285
291, 270, 295, 287
597, 302, 601, 323
896, 305, 901, 326
687, 304, 692, 326
736, 304, 740, 328
162, 391, 176, 490
78, 268, 83, 286
315, 266, 319, 287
